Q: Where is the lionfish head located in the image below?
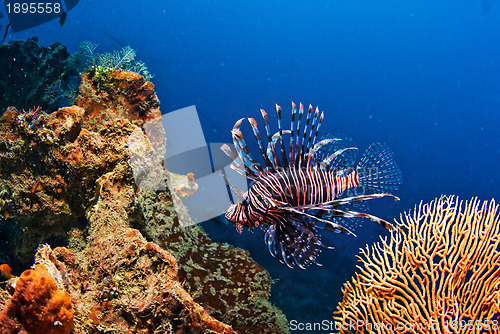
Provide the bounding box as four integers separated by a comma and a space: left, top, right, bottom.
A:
225, 202, 255, 232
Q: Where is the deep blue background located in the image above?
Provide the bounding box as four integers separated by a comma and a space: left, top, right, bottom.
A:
4, 0, 500, 331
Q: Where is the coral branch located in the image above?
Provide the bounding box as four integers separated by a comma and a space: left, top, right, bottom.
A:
334, 196, 500, 334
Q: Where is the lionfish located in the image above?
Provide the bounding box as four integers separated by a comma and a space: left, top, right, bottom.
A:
221, 102, 402, 269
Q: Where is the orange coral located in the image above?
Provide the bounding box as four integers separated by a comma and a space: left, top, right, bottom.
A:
170, 171, 199, 197
0, 264, 74, 334
0, 264, 14, 279
333, 196, 500, 334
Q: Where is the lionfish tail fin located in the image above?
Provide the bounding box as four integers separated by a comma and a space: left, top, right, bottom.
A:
357, 142, 402, 193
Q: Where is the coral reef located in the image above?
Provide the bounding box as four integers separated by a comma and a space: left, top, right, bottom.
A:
333, 196, 500, 333
0, 38, 80, 112
0, 38, 154, 114
67, 165, 234, 333
0, 263, 74, 334
137, 190, 290, 333
169, 172, 199, 197
74, 68, 160, 132
0, 105, 139, 267
0, 66, 161, 268
0, 64, 288, 333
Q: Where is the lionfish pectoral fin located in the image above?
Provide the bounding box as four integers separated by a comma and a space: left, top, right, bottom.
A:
329, 209, 396, 231
286, 194, 398, 231
278, 206, 356, 237
231, 121, 267, 178
294, 193, 399, 210
264, 214, 328, 269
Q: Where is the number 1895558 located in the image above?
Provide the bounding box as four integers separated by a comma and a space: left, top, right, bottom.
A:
6, 2, 61, 14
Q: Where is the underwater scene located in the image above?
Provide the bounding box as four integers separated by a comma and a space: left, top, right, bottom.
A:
0, 1, 499, 333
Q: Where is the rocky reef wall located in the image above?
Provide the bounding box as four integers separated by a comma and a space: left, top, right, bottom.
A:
0, 48, 288, 334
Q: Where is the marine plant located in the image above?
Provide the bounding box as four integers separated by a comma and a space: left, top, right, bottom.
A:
333, 196, 500, 333
45, 77, 80, 108
79, 41, 153, 81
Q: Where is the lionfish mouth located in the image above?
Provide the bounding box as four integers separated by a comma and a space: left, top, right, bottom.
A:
224, 204, 238, 222
225, 204, 256, 232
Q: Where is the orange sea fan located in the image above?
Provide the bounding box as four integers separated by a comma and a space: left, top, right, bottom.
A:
333, 196, 500, 334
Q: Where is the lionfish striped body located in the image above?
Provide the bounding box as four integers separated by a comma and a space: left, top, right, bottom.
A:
221, 102, 402, 269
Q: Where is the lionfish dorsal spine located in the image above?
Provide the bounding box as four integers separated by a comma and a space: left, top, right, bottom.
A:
289, 102, 297, 166
276, 104, 289, 168
305, 108, 325, 170
260, 109, 282, 169
311, 110, 325, 156
231, 119, 265, 178
306, 107, 320, 154
294, 102, 304, 168
298, 104, 314, 168
269, 130, 291, 169
268, 131, 281, 168
248, 118, 275, 171
220, 143, 248, 177
220, 143, 238, 161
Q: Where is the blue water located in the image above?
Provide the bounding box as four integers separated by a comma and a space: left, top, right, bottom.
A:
5, 0, 500, 331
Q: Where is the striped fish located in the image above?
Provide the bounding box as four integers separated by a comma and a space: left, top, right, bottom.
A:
221, 102, 402, 269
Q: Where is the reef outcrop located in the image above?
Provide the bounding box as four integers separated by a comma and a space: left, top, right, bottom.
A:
138, 190, 289, 333
74, 67, 160, 132
0, 66, 161, 268
0, 64, 288, 333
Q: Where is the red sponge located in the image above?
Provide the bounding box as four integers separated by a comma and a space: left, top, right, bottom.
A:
0, 264, 74, 334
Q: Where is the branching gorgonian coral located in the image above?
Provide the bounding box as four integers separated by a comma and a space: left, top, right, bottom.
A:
334, 196, 500, 334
